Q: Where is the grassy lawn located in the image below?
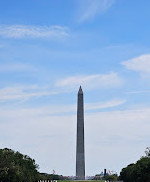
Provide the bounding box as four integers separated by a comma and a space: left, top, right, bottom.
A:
58, 181, 105, 182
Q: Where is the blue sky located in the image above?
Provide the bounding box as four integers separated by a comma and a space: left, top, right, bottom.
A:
1, 0, 150, 176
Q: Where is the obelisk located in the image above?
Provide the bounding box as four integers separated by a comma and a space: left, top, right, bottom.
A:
76, 86, 85, 180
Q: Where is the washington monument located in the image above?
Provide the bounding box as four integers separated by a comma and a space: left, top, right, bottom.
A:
76, 86, 85, 180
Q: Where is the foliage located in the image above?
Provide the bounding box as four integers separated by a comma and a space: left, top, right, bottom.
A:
104, 174, 118, 181
120, 147, 150, 182
145, 147, 150, 158
0, 148, 39, 182
93, 173, 118, 181
39, 173, 68, 180
93, 174, 103, 180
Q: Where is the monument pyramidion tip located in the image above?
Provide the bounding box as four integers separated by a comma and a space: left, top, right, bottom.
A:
78, 85, 83, 94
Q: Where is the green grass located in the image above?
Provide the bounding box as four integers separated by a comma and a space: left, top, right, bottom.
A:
57, 180, 105, 182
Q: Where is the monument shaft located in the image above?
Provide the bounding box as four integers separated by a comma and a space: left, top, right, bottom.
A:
76, 86, 85, 180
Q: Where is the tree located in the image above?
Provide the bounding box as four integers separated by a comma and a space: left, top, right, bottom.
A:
120, 148, 150, 182
39, 173, 68, 180
120, 163, 136, 182
104, 174, 118, 181
135, 157, 150, 182
0, 148, 39, 182
145, 147, 150, 158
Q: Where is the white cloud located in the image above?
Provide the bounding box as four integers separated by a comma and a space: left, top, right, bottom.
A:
126, 90, 150, 94
0, 86, 58, 102
122, 54, 150, 73
0, 25, 69, 39
0, 99, 125, 115
78, 0, 115, 22
85, 99, 126, 110
85, 107, 150, 174
0, 98, 125, 175
0, 63, 36, 72
0, 105, 150, 175
55, 73, 122, 90
0, 79, 123, 102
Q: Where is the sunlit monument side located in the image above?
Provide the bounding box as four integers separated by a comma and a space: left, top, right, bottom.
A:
76, 86, 85, 180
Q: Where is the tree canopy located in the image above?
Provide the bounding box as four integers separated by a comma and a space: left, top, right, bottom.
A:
120, 147, 150, 182
0, 148, 39, 182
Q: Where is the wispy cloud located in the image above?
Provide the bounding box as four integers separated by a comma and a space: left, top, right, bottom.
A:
0, 99, 125, 116
0, 83, 125, 108
0, 86, 58, 102
126, 90, 150, 94
78, 0, 115, 22
0, 63, 36, 72
85, 99, 126, 111
0, 25, 69, 39
122, 54, 150, 73
55, 73, 122, 90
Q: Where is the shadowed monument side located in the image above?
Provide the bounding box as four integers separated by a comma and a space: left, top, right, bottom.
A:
76, 86, 85, 180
